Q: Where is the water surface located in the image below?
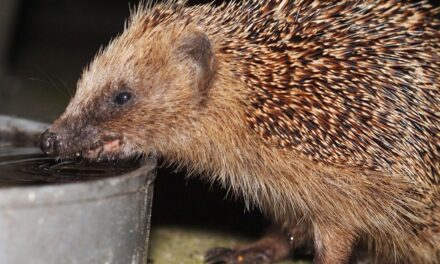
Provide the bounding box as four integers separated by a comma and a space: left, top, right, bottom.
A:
0, 141, 140, 188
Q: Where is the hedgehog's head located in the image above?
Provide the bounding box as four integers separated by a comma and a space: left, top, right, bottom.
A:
40, 13, 217, 160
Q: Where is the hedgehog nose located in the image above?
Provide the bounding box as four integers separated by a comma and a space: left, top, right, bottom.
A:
40, 129, 60, 156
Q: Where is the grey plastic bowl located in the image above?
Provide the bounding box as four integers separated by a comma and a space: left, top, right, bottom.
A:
0, 115, 156, 264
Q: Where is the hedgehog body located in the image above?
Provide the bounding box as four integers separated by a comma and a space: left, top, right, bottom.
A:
41, 1, 440, 263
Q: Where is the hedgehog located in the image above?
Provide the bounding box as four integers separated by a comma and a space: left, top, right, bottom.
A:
40, 0, 440, 263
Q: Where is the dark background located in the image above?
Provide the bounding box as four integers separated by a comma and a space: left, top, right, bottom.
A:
0, 0, 439, 254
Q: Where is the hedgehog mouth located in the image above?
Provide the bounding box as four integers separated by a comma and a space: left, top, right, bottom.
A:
81, 135, 127, 161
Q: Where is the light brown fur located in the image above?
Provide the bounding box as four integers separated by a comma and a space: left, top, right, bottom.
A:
42, 1, 440, 263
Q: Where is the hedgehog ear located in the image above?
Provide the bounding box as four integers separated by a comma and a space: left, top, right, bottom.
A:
176, 31, 216, 97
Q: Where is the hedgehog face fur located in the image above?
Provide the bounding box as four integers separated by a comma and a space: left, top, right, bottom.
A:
41, 14, 216, 160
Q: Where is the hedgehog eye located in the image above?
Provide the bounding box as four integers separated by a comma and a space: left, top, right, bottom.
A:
113, 92, 132, 105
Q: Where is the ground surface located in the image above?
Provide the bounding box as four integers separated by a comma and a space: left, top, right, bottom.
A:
149, 226, 307, 264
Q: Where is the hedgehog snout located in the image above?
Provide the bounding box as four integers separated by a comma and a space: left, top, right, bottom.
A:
40, 129, 61, 156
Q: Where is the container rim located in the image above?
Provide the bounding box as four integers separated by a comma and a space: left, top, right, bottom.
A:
0, 159, 156, 209
0, 114, 48, 135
